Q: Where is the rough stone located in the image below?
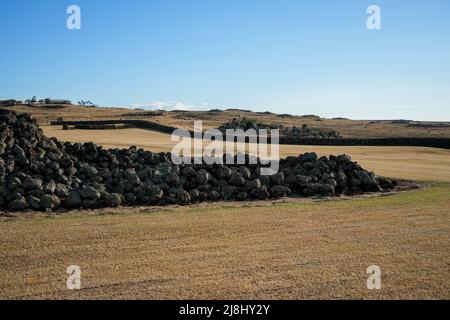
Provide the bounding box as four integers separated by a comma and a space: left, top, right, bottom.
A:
0, 109, 397, 212
40, 194, 60, 211
104, 193, 122, 207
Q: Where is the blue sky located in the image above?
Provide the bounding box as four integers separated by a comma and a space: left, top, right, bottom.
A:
1, 0, 449, 120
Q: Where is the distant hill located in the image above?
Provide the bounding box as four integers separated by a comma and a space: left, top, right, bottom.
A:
2, 104, 450, 139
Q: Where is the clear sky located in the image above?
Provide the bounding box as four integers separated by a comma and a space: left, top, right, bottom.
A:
1, 0, 449, 120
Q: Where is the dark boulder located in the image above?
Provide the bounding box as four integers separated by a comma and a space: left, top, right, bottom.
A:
195, 169, 211, 185
239, 166, 251, 179
79, 186, 101, 200
244, 178, 261, 191
302, 183, 334, 196
8, 198, 28, 211
55, 184, 69, 198
229, 172, 245, 186
217, 165, 232, 179
22, 176, 43, 190
104, 193, 122, 207
27, 195, 41, 210
40, 194, 60, 211
220, 185, 236, 200
65, 191, 82, 208
270, 185, 291, 198
43, 180, 56, 194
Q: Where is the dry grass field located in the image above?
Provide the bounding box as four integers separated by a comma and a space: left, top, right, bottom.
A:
1, 185, 449, 299
3, 104, 450, 138
1, 109, 450, 300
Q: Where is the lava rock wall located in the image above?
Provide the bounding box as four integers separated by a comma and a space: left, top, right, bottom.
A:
1, 110, 396, 212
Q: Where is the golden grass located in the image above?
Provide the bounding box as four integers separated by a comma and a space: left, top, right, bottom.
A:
1, 185, 449, 299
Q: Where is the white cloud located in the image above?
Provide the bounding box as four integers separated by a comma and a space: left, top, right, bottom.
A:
129, 101, 210, 111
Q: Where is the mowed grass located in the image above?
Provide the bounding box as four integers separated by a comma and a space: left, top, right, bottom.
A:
1, 185, 449, 299
0, 126, 449, 299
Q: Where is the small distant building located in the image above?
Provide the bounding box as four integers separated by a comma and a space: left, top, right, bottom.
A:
0, 99, 17, 106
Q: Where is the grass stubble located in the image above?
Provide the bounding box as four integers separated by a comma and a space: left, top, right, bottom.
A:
0, 123, 449, 300
1, 184, 449, 299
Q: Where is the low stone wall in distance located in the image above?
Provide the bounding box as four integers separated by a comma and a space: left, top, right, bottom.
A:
51, 120, 450, 149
